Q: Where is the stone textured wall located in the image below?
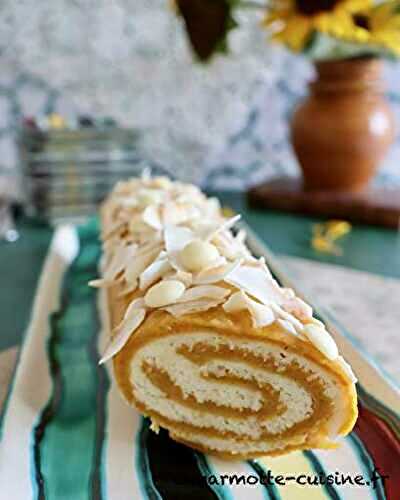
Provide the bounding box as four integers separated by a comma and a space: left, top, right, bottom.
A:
1, 0, 400, 189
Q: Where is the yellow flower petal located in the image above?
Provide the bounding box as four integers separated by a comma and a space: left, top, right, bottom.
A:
263, 0, 375, 51
274, 15, 312, 51
312, 235, 342, 256
370, 3, 396, 28
325, 220, 352, 240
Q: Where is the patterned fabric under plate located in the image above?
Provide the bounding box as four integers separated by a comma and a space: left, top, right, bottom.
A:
0, 220, 399, 500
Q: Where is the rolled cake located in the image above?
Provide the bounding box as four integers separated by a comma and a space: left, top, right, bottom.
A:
91, 174, 358, 459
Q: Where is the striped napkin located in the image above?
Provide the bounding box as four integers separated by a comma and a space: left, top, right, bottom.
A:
0, 221, 398, 499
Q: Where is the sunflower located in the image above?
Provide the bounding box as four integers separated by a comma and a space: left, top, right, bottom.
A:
347, 2, 400, 55
263, 0, 372, 52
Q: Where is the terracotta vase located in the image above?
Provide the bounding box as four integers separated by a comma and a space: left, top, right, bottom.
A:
290, 57, 395, 192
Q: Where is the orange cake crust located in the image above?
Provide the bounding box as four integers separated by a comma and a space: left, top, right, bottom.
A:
110, 291, 357, 457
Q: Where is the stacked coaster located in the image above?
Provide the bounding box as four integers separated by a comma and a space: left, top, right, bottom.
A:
18, 114, 141, 222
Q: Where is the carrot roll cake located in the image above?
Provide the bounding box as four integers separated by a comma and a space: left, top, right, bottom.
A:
91, 175, 358, 459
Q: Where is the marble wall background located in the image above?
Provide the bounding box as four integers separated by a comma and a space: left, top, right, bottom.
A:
1, 0, 400, 190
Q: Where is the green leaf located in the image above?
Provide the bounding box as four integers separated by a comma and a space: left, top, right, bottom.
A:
302, 32, 396, 61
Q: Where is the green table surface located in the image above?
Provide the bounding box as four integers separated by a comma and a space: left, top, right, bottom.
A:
2, 191, 399, 351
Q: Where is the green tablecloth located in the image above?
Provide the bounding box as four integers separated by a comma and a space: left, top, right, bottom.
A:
215, 192, 400, 279
1, 220, 52, 351
2, 192, 399, 351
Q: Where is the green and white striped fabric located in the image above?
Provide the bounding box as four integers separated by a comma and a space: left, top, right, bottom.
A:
0, 221, 399, 499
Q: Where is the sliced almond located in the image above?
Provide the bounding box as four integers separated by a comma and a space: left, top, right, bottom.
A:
135, 240, 163, 258
207, 214, 241, 240
143, 205, 163, 230
277, 319, 298, 336
88, 279, 108, 288
283, 296, 313, 321
225, 264, 284, 306
257, 256, 273, 278
198, 214, 241, 242
212, 232, 243, 261
102, 219, 126, 241
164, 298, 224, 317
303, 324, 339, 361
117, 281, 138, 297
194, 258, 242, 285
144, 280, 185, 308
179, 240, 221, 272
122, 297, 146, 320
118, 197, 139, 209
336, 355, 357, 383
152, 176, 172, 190
124, 246, 160, 284
222, 290, 248, 313
161, 203, 197, 226
177, 285, 230, 303
99, 309, 146, 364
164, 225, 194, 256
103, 244, 136, 281
246, 298, 275, 328
129, 214, 155, 234
270, 303, 304, 332
223, 291, 275, 328
205, 197, 221, 216
137, 188, 163, 207
139, 255, 172, 291
163, 269, 193, 287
